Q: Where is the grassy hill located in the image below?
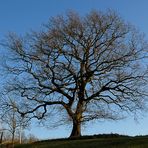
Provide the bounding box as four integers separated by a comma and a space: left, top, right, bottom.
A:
9, 134, 148, 148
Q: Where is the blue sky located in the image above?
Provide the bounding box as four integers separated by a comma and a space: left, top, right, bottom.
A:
0, 0, 148, 139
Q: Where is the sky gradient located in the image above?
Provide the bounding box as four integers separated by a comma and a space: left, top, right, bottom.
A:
0, 0, 148, 139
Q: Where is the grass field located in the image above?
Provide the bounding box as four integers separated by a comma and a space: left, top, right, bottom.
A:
7, 135, 148, 148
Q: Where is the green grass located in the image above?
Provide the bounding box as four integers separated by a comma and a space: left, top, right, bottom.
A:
14, 135, 148, 148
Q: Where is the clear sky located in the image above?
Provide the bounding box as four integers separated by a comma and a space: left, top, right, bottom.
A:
0, 0, 148, 139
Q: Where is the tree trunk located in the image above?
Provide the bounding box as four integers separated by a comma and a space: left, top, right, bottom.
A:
0, 132, 3, 144
69, 119, 81, 138
12, 131, 15, 148
69, 98, 84, 138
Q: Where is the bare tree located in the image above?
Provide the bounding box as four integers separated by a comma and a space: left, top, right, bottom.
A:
1, 10, 148, 138
0, 130, 4, 144
0, 98, 30, 145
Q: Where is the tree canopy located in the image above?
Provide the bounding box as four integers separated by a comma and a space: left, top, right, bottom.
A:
1, 10, 148, 137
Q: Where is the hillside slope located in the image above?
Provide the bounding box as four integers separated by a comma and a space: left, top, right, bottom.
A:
13, 135, 148, 148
